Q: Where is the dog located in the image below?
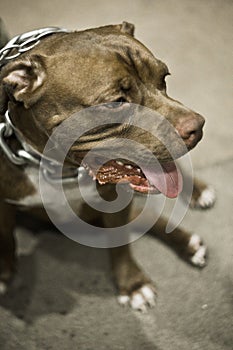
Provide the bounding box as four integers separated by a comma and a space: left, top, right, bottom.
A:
0, 21, 215, 311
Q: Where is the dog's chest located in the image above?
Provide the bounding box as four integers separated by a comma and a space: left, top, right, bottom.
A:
6, 166, 100, 221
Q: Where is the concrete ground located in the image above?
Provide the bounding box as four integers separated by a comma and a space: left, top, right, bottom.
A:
0, 1, 232, 349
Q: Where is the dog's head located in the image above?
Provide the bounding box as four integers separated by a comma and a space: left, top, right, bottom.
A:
0, 22, 205, 197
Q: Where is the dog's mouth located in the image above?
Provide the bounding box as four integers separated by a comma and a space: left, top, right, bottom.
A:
83, 159, 183, 198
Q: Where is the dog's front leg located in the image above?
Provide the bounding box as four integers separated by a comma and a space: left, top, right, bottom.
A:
0, 201, 16, 294
190, 177, 216, 209
148, 217, 207, 268
109, 244, 156, 311
95, 183, 156, 311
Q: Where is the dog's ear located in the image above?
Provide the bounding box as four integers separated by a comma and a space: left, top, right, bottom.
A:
0, 54, 46, 112
119, 21, 135, 36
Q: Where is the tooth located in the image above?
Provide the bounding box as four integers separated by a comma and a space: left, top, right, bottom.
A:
116, 161, 124, 166
125, 165, 133, 169
136, 168, 141, 173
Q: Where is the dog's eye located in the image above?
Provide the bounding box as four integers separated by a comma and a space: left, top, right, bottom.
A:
163, 72, 171, 79
159, 72, 170, 91
104, 98, 128, 109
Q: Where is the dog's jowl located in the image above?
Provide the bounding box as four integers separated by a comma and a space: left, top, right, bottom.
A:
0, 21, 215, 310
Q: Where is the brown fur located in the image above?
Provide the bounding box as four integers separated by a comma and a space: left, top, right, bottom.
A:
0, 22, 212, 305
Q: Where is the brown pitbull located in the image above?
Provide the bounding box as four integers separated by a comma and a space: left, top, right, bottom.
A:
0, 21, 215, 310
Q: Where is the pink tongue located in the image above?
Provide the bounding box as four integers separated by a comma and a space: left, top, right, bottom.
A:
143, 162, 183, 198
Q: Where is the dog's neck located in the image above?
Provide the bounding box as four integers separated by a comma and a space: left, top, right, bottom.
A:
0, 109, 84, 184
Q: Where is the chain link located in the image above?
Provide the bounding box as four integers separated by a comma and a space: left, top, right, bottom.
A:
0, 111, 84, 183
0, 123, 26, 165
0, 27, 70, 66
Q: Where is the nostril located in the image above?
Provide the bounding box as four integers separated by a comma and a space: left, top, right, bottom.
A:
187, 121, 201, 137
176, 121, 198, 139
189, 129, 197, 137
175, 114, 205, 145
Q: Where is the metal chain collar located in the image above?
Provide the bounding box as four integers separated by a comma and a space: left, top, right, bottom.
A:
0, 26, 70, 68
0, 27, 85, 184
0, 111, 83, 184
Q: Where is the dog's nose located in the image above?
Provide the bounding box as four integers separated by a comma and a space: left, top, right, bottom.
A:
175, 114, 205, 149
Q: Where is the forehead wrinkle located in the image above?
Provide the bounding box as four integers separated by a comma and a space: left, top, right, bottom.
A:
91, 34, 162, 84
111, 41, 169, 84
90, 78, 122, 104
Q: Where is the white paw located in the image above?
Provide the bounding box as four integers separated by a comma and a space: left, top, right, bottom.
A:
117, 285, 156, 312
117, 295, 130, 305
0, 281, 7, 295
194, 187, 216, 209
188, 234, 207, 267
